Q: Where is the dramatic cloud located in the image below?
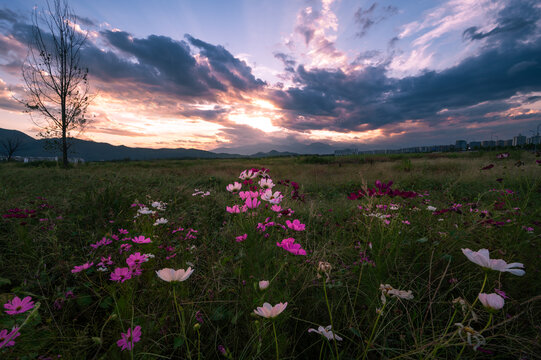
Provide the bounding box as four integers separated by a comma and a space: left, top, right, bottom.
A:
354, 3, 398, 38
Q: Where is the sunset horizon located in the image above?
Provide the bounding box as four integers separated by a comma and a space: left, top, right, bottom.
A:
0, 0, 540, 154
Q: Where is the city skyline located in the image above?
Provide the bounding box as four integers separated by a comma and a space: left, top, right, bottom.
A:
0, 0, 540, 154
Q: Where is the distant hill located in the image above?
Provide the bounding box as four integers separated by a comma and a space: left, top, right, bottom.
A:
213, 141, 335, 155
0, 128, 311, 161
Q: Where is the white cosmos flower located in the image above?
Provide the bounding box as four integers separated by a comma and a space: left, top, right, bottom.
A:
156, 267, 194, 282
308, 325, 343, 341
478, 293, 505, 311
380, 284, 414, 305
258, 178, 275, 190
226, 182, 242, 193
462, 248, 525, 276
253, 302, 287, 318
261, 190, 283, 204
153, 218, 168, 226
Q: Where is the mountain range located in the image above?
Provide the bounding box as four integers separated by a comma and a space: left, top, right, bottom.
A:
0, 128, 334, 161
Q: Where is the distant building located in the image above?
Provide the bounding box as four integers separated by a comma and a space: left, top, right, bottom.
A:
527, 135, 541, 145
503, 139, 513, 146
513, 134, 526, 147
481, 140, 496, 148
469, 141, 481, 149
496, 140, 505, 147
455, 140, 467, 150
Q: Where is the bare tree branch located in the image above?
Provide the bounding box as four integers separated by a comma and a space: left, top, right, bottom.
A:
20, 0, 93, 167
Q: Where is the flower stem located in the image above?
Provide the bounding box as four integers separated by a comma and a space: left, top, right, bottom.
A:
173, 286, 192, 360
272, 321, 280, 360
323, 278, 340, 360
480, 313, 493, 333
362, 302, 386, 360
352, 265, 364, 311
429, 308, 458, 359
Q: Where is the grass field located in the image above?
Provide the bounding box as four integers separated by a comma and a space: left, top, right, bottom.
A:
0, 151, 540, 359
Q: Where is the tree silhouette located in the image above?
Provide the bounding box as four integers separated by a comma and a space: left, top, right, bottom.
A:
21, 0, 92, 167
0, 135, 25, 161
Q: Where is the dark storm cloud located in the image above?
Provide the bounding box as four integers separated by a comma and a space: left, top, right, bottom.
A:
0, 8, 19, 23
354, 3, 398, 38
73, 15, 96, 27
462, 0, 540, 43
185, 34, 266, 91
273, 52, 296, 72
270, 36, 541, 132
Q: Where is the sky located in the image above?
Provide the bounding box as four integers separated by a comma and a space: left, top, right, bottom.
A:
0, 0, 540, 154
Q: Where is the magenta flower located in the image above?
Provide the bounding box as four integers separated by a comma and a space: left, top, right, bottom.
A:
110, 267, 132, 283
119, 243, 132, 254
132, 235, 151, 244
226, 205, 247, 213
244, 196, 261, 209
117, 325, 141, 351
235, 234, 247, 242
4, 296, 34, 315
90, 237, 112, 249
276, 238, 307, 256
0, 327, 20, 348
118, 228, 129, 234
126, 252, 149, 268
71, 261, 94, 273
286, 219, 306, 231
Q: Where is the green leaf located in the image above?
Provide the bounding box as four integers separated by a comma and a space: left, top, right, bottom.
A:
174, 336, 184, 349
349, 327, 362, 338
416, 237, 428, 243
0, 277, 11, 286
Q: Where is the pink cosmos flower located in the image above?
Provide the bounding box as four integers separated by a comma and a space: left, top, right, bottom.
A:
0, 327, 20, 348
98, 256, 114, 267
253, 302, 287, 318
461, 248, 525, 276
479, 293, 505, 310
245, 196, 261, 209
156, 267, 194, 282
261, 190, 283, 204
271, 205, 282, 212
286, 219, 306, 231
239, 169, 257, 180
494, 288, 509, 299
239, 190, 259, 200
258, 178, 275, 190
110, 267, 132, 283
226, 182, 242, 193
4, 296, 35, 315
259, 280, 269, 290
71, 261, 94, 273
119, 243, 132, 254
235, 234, 247, 242
226, 205, 247, 213
117, 325, 141, 351
90, 237, 112, 249
118, 228, 129, 234
276, 238, 307, 256
132, 235, 151, 244
126, 252, 149, 268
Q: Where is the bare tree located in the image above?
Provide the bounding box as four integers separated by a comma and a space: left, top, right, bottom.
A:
0, 135, 25, 161
21, 0, 91, 167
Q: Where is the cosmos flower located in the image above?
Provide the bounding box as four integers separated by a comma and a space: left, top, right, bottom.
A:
258, 178, 275, 190
261, 190, 283, 204
226, 182, 242, 193
71, 262, 94, 273
308, 325, 343, 341
132, 235, 152, 244
153, 218, 168, 226
0, 327, 20, 348
235, 234, 247, 242
478, 293, 505, 311
455, 323, 486, 351
239, 169, 258, 180
259, 280, 269, 290
110, 267, 132, 283
245, 196, 261, 209
117, 325, 141, 351
126, 252, 149, 268
253, 302, 287, 319
286, 219, 306, 231
276, 238, 307, 256
156, 267, 194, 282
461, 248, 525, 276
4, 296, 34, 315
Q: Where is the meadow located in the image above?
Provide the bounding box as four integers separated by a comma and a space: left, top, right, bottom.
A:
0, 151, 540, 359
